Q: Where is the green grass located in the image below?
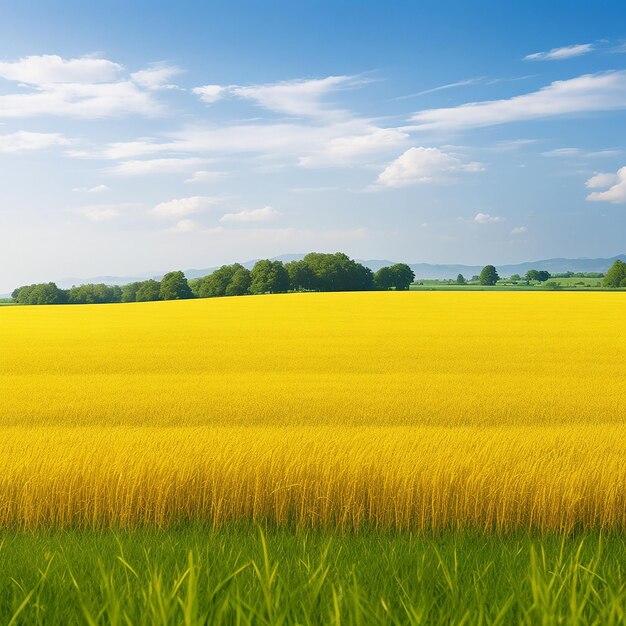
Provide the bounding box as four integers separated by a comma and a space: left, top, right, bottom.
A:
2, 526, 626, 625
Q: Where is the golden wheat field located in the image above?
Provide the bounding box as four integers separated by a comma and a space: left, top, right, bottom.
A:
1, 292, 625, 530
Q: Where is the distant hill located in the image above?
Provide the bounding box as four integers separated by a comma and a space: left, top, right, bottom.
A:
20, 253, 626, 292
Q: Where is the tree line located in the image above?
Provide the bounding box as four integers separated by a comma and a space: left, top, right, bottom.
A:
12, 253, 416, 305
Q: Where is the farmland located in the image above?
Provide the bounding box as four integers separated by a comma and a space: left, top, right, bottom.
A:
1, 291, 625, 623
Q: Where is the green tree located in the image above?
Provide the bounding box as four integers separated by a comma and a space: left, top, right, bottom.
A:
13, 283, 67, 305
159, 271, 193, 300
374, 266, 395, 290
68, 283, 122, 304
456, 273, 466, 285
121, 282, 142, 303
479, 265, 500, 286
525, 269, 551, 283
224, 267, 252, 296
603, 259, 626, 288
285, 260, 315, 291
389, 264, 415, 290
302, 252, 373, 291
135, 279, 161, 302
510, 274, 521, 282
250, 260, 290, 294
192, 264, 247, 298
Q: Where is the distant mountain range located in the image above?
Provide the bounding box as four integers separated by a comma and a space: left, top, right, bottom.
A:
45, 253, 626, 288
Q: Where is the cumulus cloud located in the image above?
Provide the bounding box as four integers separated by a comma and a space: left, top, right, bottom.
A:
511, 226, 528, 234
168, 219, 202, 233
150, 196, 217, 218
525, 43, 594, 61
585, 167, 626, 203
130, 63, 182, 90
0, 54, 166, 118
410, 71, 626, 131
220, 206, 279, 223
0, 54, 123, 84
0, 130, 70, 153
75, 202, 138, 222
474, 213, 503, 224
375, 147, 483, 188
192, 85, 226, 103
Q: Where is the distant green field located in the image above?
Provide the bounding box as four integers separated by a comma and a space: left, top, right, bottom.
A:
410, 278, 617, 291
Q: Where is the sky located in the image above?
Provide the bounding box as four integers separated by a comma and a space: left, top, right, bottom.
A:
1, 0, 625, 292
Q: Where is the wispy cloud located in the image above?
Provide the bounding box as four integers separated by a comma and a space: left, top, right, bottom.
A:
0, 130, 71, 153
542, 147, 622, 158
220, 206, 279, 223
525, 43, 594, 61
193, 75, 358, 118
510, 226, 528, 234
72, 184, 111, 193
106, 157, 207, 176
150, 195, 218, 218
409, 71, 626, 131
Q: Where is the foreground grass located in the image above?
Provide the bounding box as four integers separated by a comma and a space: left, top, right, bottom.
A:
2, 527, 626, 625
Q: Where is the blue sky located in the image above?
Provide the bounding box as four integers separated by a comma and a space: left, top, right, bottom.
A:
1, 0, 625, 291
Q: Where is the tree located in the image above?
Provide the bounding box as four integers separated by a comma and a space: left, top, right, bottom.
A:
603, 259, 626, 288
68, 283, 122, 304
510, 274, 521, 282
285, 260, 315, 291
389, 264, 415, 290
375, 264, 415, 290
121, 282, 142, 303
13, 282, 67, 305
456, 274, 466, 285
192, 264, 248, 298
224, 267, 252, 296
250, 260, 290, 294
525, 269, 551, 283
302, 252, 373, 291
374, 266, 395, 290
159, 271, 193, 300
135, 279, 161, 302
479, 265, 500, 286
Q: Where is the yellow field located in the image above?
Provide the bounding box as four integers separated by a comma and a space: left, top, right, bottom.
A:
1, 292, 625, 530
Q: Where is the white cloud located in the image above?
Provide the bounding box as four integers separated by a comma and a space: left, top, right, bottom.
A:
230, 75, 353, 118
525, 43, 594, 61
75, 203, 137, 222
585, 167, 626, 203
192, 85, 226, 103
511, 226, 528, 234
107, 157, 207, 176
220, 206, 279, 223
0, 130, 70, 153
184, 170, 226, 183
542, 147, 622, 158
0, 54, 123, 84
0, 55, 166, 118
131, 64, 182, 90
72, 184, 110, 193
375, 147, 483, 188
410, 71, 626, 131
150, 196, 217, 218
474, 213, 503, 224
193, 75, 357, 118
168, 219, 201, 233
